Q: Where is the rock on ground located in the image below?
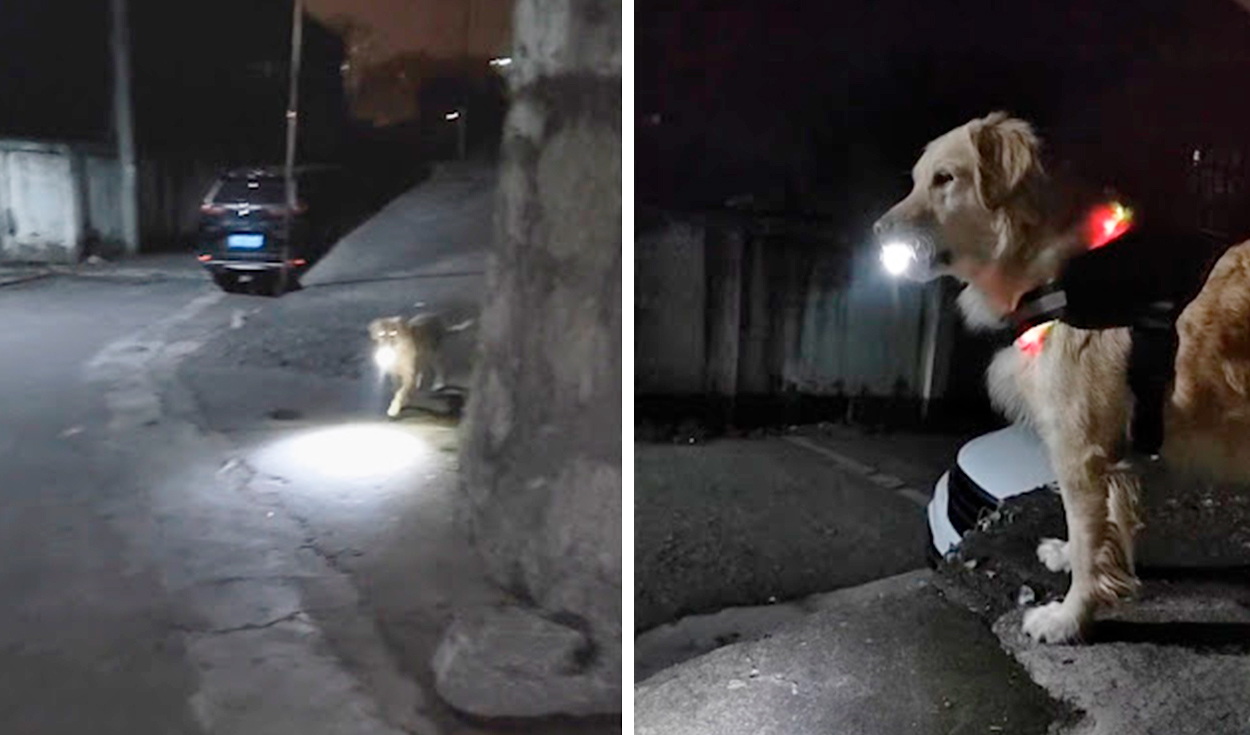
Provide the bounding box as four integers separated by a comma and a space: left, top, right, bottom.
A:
432, 605, 616, 718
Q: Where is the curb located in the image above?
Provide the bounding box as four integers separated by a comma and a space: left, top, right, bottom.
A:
0, 270, 53, 289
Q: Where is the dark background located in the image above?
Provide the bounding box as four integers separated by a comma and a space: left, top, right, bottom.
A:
637, 0, 1250, 240
0, 0, 505, 167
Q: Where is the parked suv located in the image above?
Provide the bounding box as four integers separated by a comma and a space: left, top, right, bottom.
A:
196, 165, 354, 294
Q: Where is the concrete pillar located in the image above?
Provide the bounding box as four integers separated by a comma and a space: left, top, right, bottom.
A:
431, 0, 621, 719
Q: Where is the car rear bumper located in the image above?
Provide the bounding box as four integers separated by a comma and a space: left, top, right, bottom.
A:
927, 471, 961, 560
200, 259, 286, 271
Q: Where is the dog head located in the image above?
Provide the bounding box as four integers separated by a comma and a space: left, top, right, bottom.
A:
873, 112, 1044, 285
368, 316, 406, 344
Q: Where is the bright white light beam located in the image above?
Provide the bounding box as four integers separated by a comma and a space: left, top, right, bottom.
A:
374, 344, 397, 370
881, 241, 917, 276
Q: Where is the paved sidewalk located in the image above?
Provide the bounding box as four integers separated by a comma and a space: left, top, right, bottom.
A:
636, 570, 1075, 735
638, 444, 1250, 734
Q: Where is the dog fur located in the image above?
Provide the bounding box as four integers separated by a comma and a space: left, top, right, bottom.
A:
876, 111, 1250, 643
368, 314, 472, 418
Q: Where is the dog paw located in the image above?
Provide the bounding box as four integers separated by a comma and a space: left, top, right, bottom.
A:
1036, 538, 1071, 573
387, 403, 401, 418
1022, 600, 1085, 644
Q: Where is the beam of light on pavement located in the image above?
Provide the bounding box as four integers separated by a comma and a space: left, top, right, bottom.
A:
255, 422, 433, 484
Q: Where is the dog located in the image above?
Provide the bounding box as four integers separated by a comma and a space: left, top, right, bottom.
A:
875, 111, 1250, 643
368, 314, 474, 418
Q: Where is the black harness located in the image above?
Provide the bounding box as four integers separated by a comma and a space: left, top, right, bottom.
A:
1009, 227, 1231, 455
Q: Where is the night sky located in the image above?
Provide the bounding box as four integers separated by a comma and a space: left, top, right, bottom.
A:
307, 0, 511, 64
637, 0, 1250, 219
0, 0, 511, 144
0, 0, 111, 141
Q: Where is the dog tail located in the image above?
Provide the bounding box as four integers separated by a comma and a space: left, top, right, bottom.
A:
446, 318, 476, 333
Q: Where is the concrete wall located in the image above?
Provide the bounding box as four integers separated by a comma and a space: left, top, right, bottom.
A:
635, 221, 706, 393
0, 139, 139, 263
793, 247, 932, 395
432, 0, 621, 720
635, 215, 955, 408
0, 139, 243, 261
0, 141, 83, 263
85, 155, 124, 251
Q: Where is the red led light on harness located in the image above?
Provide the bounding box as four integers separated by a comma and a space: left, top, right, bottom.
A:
1013, 202, 1134, 354
1015, 320, 1055, 356
1086, 201, 1133, 250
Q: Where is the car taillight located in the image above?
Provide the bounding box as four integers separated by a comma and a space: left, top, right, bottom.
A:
196, 254, 212, 262
200, 204, 226, 215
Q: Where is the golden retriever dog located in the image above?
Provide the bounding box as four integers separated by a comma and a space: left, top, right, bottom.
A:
875, 111, 1250, 643
368, 314, 473, 418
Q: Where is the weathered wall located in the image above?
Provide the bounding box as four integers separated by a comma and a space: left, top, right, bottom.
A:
0, 139, 229, 261
635, 215, 953, 405
635, 221, 706, 393
85, 155, 124, 252
0, 142, 82, 263
793, 247, 932, 395
432, 0, 621, 720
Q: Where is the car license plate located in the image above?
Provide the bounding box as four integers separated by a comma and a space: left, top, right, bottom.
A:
227, 233, 265, 250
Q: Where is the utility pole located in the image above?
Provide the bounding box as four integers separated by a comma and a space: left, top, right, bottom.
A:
281, 0, 304, 294
109, 0, 139, 256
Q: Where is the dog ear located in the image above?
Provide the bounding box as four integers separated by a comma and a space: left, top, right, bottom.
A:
970, 112, 1041, 209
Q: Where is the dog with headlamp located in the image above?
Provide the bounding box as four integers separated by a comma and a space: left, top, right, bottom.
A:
368, 314, 473, 418
875, 112, 1250, 644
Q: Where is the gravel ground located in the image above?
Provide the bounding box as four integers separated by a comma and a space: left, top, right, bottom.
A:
192, 276, 483, 385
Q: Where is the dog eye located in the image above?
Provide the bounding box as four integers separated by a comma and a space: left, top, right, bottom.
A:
932, 171, 954, 187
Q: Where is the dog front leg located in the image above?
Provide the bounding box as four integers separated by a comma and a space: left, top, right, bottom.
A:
388, 370, 415, 418
1023, 443, 1140, 643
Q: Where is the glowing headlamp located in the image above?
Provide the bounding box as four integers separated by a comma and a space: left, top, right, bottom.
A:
881, 241, 917, 276
880, 239, 934, 278
374, 344, 397, 370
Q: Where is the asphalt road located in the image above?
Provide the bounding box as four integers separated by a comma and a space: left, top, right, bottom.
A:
1, 273, 437, 734
0, 252, 614, 732
0, 276, 207, 732
635, 437, 931, 632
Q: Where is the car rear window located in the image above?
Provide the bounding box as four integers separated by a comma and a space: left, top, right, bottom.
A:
213, 178, 287, 205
